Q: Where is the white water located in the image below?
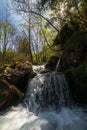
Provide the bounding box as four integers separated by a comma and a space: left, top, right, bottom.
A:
55, 58, 61, 73
0, 105, 87, 130
33, 65, 45, 74
0, 65, 87, 130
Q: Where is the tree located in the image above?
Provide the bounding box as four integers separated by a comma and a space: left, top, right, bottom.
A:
0, 1, 16, 63
13, 0, 59, 32
39, 0, 87, 27
13, 36, 32, 61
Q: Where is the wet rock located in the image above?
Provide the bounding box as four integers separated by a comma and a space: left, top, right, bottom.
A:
45, 56, 59, 71
4, 61, 33, 92
0, 61, 33, 110
0, 79, 24, 111
40, 69, 51, 74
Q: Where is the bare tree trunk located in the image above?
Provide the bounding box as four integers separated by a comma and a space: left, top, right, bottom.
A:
28, 16, 33, 62
28, 0, 33, 62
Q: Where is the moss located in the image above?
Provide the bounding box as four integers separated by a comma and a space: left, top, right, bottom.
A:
65, 31, 87, 48
4, 64, 11, 68
28, 72, 37, 79
65, 62, 87, 86
45, 56, 59, 71
0, 66, 4, 74
65, 62, 87, 104
40, 69, 51, 74
0, 73, 4, 78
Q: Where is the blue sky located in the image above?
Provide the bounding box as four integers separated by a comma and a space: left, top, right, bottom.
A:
0, 0, 22, 29
0, 0, 5, 18
0, 0, 11, 20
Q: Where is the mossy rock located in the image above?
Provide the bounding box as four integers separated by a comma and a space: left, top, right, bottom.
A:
28, 72, 37, 79
0, 60, 34, 94
0, 66, 4, 74
45, 56, 59, 71
3, 61, 33, 92
40, 69, 51, 74
65, 62, 87, 105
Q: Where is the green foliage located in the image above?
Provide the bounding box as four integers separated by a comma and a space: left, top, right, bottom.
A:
64, 31, 87, 49
33, 21, 57, 64
0, 21, 15, 37
65, 62, 87, 104
40, 0, 59, 7
18, 38, 30, 54
65, 62, 87, 95
0, 66, 4, 74
54, 19, 87, 69
66, 62, 87, 79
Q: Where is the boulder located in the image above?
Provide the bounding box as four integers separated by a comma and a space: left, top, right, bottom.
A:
0, 61, 36, 110
0, 79, 24, 111
4, 61, 33, 92
45, 56, 59, 71
65, 63, 87, 105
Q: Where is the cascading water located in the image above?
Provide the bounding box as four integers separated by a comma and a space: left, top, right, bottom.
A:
0, 65, 87, 130
55, 58, 61, 73
25, 73, 71, 112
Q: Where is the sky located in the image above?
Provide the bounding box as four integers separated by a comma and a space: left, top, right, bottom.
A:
0, 0, 54, 35
0, 0, 6, 19
0, 0, 22, 29
0, 0, 51, 28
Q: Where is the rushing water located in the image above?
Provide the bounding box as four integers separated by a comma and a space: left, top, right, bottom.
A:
0, 65, 87, 130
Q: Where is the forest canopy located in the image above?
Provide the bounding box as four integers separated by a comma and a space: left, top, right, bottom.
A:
0, 0, 87, 65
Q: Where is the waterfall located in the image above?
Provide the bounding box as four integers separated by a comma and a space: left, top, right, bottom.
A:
25, 73, 71, 112
0, 65, 87, 130
55, 58, 61, 73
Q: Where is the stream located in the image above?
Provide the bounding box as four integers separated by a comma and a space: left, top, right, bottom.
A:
0, 65, 87, 130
